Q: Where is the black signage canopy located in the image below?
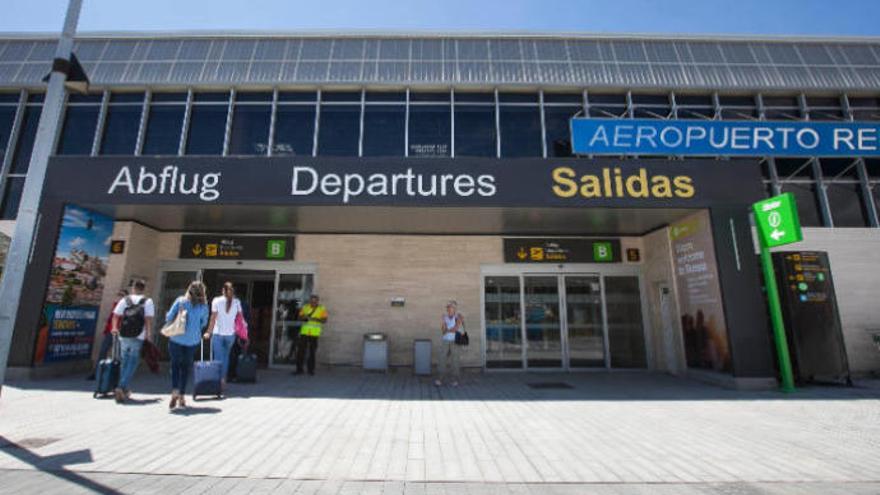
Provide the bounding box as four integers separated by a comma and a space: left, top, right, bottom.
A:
44, 157, 763, 209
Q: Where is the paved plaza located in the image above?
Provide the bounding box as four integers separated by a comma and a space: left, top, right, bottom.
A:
0, 369, 879, 494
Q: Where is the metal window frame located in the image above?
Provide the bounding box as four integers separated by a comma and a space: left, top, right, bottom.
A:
0, 89, 27, 198
178, 88, 193, 156
90, 90, 109, 156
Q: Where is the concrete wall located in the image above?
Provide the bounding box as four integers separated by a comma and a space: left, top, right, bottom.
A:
767, 228, 880, 375
94, 222, 162, 358
296, 235, 502, 368
641, 227, 685, 375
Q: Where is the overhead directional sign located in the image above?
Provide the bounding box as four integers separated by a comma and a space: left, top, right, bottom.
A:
753, 193, 803, 248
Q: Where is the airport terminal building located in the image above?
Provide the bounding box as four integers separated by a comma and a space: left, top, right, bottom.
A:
1, 32, 879, 386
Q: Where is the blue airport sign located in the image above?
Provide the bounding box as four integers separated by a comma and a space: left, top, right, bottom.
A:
571, 118, 880, 157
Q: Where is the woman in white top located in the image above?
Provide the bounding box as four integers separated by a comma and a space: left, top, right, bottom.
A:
435, 300, 464, 387
204, 281, 243, 395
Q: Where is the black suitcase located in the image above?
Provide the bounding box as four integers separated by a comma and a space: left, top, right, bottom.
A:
193, 341, 223, 400
236, 350, 258, 383
94, 336, 120, 398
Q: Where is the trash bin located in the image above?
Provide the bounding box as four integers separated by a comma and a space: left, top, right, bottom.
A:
363, 333, 388, 371
413, 339, 432, 376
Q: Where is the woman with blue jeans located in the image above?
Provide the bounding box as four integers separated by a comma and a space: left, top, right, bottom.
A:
165, 281, 209, 409
204, 282, 243, 397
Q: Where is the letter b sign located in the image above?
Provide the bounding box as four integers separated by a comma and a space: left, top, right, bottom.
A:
592, 242, 614, 262
266, 240, 286, 259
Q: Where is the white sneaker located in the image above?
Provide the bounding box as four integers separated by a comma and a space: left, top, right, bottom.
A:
434, 379, 442, 387
451, 381, 459, 387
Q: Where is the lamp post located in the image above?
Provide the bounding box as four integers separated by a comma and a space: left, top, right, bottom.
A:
0, 0, 83, 396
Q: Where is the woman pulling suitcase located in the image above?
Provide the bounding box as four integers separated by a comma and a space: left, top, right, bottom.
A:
204, 282, 245, 397
162, 281, 209, 409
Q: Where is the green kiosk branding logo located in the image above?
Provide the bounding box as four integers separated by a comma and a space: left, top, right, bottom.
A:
266, 239, 286, 259
592, 241, 613, 262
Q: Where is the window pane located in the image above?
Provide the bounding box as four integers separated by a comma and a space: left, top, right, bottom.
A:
484, 276, 523, 369
544, 105, 579, 158
278, 91, 317, 102
500, 106, 541, 157
57, 105, 99, 155
363, 105, 404, 157
185, 105, 227, 155
524, 276, 563, 368
142, 105, 184, 155
0, 176, 25, 219
0, 106, 16, 163
605, 276, 646, 368
317, 105, 359, 156
543, 92, 582, 104
228, 104, 270, 155
100, 105, 141, 155
408, 105, 450, 157
780, 183, 823, 227
10, 106, 41, 173
274, 105, 316, 156
826, 183, 870, 227
775, 159, 813, 179
454, 105, 495, 157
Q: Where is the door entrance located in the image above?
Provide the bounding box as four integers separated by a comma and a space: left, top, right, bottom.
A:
156, 261, 316, 368
484, 272, 647, 370
202, 269, 275, 367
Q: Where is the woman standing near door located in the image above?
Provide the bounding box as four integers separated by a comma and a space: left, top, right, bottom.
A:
204, 281, 243, 396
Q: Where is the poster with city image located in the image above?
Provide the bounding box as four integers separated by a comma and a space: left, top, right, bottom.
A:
34, 205, 114, 364
670, 210, 731, 372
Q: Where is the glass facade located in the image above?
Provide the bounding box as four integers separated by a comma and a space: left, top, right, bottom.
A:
100, 93, 144, 155
142, 93, 186, 155
0, 85, 874, 226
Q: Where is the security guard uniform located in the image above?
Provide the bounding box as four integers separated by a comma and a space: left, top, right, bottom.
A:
296, 300, 328, 375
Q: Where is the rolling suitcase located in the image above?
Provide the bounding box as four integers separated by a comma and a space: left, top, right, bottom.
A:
193, 340, 223, 400
93, 335, 120, 398
236, 347, 258, 383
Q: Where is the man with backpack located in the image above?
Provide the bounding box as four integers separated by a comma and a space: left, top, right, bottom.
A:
110, 279, 155, 403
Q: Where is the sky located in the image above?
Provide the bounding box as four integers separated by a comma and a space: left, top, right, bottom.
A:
1, 0, 879, 37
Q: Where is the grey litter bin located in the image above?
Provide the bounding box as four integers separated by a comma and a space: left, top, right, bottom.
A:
413, 339, 432, 376
363, 333, 388, 371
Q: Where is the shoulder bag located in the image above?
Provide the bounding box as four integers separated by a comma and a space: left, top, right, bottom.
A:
454, 318, 469, 346
160, 297, 188, 338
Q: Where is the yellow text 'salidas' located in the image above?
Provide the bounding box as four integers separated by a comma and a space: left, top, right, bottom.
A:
551, 166, 695, 199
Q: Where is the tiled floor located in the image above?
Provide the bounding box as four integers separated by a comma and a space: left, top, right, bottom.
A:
1, 369, 878, 494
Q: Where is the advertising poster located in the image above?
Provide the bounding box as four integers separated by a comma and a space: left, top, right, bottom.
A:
670, 211, 731, 372
33, 205, 113, 364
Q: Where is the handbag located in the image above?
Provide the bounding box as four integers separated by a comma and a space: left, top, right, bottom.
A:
160, 298, 187, 338
455, 320, 469, 346
234, 307, 249, 341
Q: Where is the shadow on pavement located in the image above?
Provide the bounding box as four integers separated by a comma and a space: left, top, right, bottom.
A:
170, 406, 221, 416
0, 435, 118, 494
6, 368, 880, 402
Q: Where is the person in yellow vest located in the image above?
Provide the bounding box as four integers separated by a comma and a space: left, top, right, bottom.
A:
295, 294, 328, 376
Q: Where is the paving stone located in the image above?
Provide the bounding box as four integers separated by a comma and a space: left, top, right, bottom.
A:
0, 370, 878, 494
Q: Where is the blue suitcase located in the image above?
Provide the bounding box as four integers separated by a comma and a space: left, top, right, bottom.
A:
93, 335, 120, 398
193, 341, 223, 400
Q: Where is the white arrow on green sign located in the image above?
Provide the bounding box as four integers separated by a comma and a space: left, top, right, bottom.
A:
753, 192, 803, 248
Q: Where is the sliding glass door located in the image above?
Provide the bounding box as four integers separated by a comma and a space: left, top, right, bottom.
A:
482, 272, 646, 370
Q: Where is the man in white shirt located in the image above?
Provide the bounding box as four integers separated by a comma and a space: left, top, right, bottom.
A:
111, 279, 155, 403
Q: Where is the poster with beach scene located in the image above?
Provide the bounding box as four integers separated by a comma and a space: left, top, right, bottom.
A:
34, 205, 114, 364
